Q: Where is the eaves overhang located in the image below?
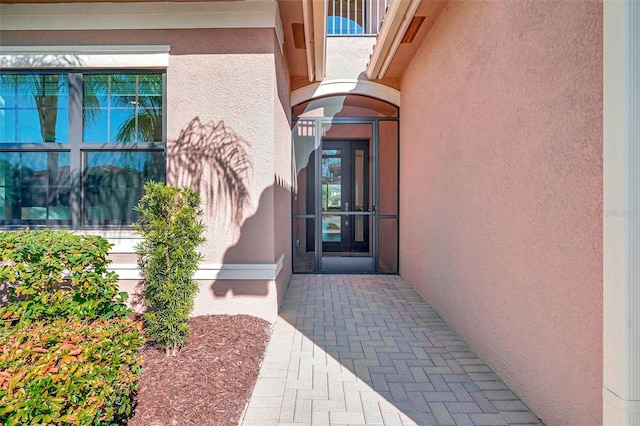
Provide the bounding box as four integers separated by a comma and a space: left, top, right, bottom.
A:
301, 0, 327, 82
0, 1, 286, 52
365, 0, 421, 80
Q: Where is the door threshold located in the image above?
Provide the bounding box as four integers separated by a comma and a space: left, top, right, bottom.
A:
321, 256, 374, 273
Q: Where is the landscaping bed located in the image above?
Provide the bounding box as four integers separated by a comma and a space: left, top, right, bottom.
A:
129, 314, 270, 426
1, 198, 271, 425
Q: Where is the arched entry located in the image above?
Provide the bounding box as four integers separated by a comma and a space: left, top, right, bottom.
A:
292, 94, 399, 274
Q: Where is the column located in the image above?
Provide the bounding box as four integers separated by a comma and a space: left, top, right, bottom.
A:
604, 1, 640, 424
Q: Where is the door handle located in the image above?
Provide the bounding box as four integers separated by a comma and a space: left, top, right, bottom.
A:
344, 202, 349, 226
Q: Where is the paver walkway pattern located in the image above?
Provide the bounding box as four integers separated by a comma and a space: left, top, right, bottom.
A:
242, 275, 543, 426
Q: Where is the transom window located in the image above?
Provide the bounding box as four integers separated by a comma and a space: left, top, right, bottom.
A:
0, 71, 166, 228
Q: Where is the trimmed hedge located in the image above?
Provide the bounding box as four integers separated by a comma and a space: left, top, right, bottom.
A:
0, 318, 142, 425
0, 230, 142, 425
0, 230, 130, 323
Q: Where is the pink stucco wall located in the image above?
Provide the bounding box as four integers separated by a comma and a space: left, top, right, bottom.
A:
2, 28, 292, 320
273, 34, 293, 306
399, 2, 602, 425
1, 28, 289, 264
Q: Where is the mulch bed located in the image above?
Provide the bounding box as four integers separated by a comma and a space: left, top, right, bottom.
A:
128, 315, 271, 426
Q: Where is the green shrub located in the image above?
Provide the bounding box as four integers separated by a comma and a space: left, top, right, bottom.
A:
0, 230, 130, 323
0, 317, 143, 425
134, 182, 205, 355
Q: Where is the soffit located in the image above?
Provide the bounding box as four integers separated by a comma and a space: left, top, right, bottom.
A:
367, 0, 447, 81
382, 0, 447, 79
277, 0, 310, 83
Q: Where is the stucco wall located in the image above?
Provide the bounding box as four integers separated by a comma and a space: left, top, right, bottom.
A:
273, 34, 293, 307
2, 28, 292, 321
398, 2, 602, 425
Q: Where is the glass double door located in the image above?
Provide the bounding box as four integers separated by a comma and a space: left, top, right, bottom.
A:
321, 140, 370, 254
293, 116, 398, 275
316, 139, 375, 273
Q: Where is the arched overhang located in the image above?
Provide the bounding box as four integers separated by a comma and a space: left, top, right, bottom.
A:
291, 79, 401, 107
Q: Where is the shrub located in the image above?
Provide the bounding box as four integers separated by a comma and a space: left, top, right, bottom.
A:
134, 182, 205, 355
0, 317, 143, 425
0, 230, 130, 323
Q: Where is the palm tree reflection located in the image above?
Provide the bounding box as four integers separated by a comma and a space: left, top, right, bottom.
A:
0, 73, 163, 224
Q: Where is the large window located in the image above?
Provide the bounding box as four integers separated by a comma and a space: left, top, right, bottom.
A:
0, 72, 165, 227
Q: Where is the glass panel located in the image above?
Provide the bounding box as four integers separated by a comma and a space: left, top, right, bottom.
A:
84, 74, 163, 143
84, 151, 164, 224
322, 212, 372, 254
379, 218, 398, 273
379, 120, 399, 216
0, 152, 71, 222
110, 74, 138, 105
354, 215, 364, 242
0, 74, 69, 143
293, 218, 316, 273
322, 214, 341, 243
322, 148, 342, 211
292, 119, 317, 215
354, 149, 364, 211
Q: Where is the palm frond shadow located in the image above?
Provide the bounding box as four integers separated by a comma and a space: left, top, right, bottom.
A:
168, 118, 253, 227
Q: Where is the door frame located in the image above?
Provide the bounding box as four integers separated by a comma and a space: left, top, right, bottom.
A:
314, 120, 379, 273
320, 139, 371, 254
292, 114, 399, 275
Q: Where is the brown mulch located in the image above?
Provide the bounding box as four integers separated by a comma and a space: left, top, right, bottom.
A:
128, 315, 271, 426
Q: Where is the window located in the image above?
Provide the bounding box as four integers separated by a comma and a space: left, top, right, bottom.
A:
327, 0, 389, 35
0, 71, 165, 227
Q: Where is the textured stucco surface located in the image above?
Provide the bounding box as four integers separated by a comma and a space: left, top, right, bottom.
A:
273, 33, 293, 308
325, 37, 376, 80
398, 2, 602, 425
2, 28, 292, 320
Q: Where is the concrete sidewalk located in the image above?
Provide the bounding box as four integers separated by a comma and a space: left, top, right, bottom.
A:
242, 275, 543, 426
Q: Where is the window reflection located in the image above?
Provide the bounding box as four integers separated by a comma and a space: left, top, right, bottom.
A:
0, 74, 69, 143
84, 151, 165, 224
83, 74, 163, 143
0, 152, 71, 221
0, 71, 165, 227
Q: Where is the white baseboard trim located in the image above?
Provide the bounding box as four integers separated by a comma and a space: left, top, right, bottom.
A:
110, 253, 285, 281
603, 386, 640, 414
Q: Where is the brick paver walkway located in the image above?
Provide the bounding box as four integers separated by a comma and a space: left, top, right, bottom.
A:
242, 275, 543, 425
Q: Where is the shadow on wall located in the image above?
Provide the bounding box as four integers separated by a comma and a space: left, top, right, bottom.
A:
213, 178, 291, 298
167, 117, 253, 227
130, 117, 255, 309
0, 54, 84, 68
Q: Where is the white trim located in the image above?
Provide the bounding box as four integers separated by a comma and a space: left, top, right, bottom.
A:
0, 1, 284, 52
302, 0, 316, 82
301, 0, 327, 82
107, 236, 143, 254
69, 230, 141, 253
291, 79, 401, 107
365, 0, 421, 80
0, 45, 170, 69
378, 0, 421, 79
110, 253, 285, 281
312, 0, 328, 82
603, 1, 640, 424
604, 387, 640, 417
